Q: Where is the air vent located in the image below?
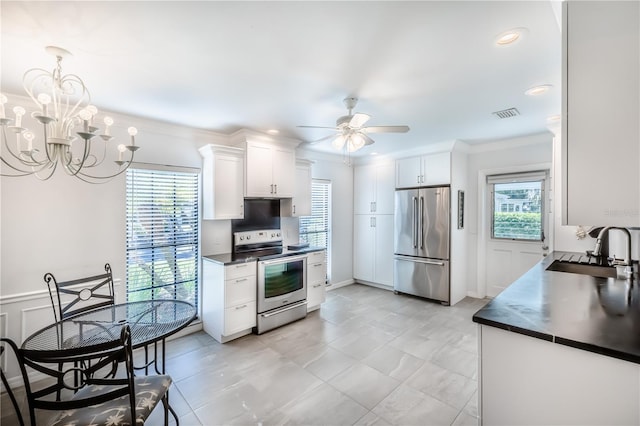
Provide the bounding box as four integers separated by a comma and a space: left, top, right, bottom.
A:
492, 108, 520, 119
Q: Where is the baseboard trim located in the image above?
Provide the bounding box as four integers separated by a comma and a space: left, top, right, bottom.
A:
326, 279, 354, 291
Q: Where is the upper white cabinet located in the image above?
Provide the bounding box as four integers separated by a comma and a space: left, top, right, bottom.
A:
354, 162, 395, 215
198, 145, 245, 220
396, 152, 451, 188
283, 160, 312, 217
562, 1, 640, 226
245, 140, 296, 198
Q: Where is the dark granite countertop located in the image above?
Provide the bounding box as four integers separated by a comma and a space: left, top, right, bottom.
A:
473, 251, 640, 364
203, 246, 325, 266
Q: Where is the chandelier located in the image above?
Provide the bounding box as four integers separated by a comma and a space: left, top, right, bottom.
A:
0, 46, 139, 183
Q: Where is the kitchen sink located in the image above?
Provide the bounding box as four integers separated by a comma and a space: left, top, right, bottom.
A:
546, 260, 618, 279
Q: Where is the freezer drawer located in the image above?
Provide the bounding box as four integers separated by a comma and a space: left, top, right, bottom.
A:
394, 256, 450, 304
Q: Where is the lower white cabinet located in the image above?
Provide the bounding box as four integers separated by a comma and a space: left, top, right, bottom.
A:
480, 325, 640, 424
202, 260, 257, 343
306, 250, 326, 311
353, 214, 394, 287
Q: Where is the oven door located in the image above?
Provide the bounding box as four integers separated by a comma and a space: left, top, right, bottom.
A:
257, 255, 307, 313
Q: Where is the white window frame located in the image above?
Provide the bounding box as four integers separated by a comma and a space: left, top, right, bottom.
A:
489, 170, 548, 242
125, 164, 201, 309
299, 179, 331, 282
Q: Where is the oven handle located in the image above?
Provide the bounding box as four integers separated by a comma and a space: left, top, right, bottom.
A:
259, 254, 308, 266
260, 300, 307, 318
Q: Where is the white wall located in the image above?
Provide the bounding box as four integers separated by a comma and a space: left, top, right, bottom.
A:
0, 95, 230, 351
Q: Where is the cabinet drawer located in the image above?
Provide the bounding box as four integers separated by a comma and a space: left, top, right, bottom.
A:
308, 261, 326, 284
224, 301, 256, 336
225, 262, 256, 281
307, 250, 325, 263
225, 276, 256, 306
307, 280, 326, 309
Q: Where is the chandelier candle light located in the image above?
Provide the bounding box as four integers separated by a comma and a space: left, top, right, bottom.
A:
0, 46, 140, 182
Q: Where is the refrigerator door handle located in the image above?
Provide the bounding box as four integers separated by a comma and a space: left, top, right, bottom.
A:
412, 196, 418, 248
394, 255, 445, 266
419, 196, 424, 249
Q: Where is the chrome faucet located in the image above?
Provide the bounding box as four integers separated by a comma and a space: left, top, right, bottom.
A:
593, 226, 632, 266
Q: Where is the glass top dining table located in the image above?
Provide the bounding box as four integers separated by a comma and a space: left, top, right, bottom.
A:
21, 300, 197, 356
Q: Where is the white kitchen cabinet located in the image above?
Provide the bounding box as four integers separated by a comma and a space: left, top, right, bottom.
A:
202, 260, 257, 343
245, 140, 295, 198
282, 160, 312, 217
354, 162, 395, 215
353, 214, 394, 287
306, 250, 326, 312
198, 145, 245, 220
480, 325, 640, 425
396, 152, 451, 189
561, 1, 640, 226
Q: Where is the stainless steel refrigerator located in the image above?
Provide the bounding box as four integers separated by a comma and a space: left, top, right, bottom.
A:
394, 186, 450, 304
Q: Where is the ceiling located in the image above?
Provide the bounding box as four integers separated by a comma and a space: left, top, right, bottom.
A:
1, 1, 561, 157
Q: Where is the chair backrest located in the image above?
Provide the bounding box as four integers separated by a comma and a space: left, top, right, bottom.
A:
1, 325, 136, 426
45, 263, 115, 322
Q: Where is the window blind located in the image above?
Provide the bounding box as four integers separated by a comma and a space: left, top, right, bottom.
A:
299, 179, 331, 280
125, 168, 199, 309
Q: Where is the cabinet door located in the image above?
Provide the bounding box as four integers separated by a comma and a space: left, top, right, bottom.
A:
375, 163, 396, 215
245, 141, 274, 197
353, 215, 375, 281
423, 152, 451, 186
212, 153, 244, 219
396, 157, 422, 189
354, 165, 376, 214
272, 147, 296, 197
563, 1, 640, 226
224, 301, 256, 336
292, 163, 312, 216
373, 215, 395, 287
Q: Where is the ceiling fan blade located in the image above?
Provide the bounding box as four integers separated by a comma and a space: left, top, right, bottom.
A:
362, 125, 410, 134
362, 133, 375, 146
297, 125, 338, 130
306, 134, 337, 145
349, 113, 370, 128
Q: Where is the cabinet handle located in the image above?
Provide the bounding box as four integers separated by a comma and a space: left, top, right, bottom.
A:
421, 175, 425, 183
274, 184, 278, 194
370, 217, 374, 227
293, 205, 296, 215
373, 201, 377, 212
235, 304, 248, 310
370, 201, 374, 212
417, 175, 420, 184
313, 263, 323, 267
235, 278, 248, 283
313, 284, 322, 288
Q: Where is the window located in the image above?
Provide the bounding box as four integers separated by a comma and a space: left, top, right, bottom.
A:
126, 166, 200, 308
299, 179, 331, 280
489, 171, 547, 241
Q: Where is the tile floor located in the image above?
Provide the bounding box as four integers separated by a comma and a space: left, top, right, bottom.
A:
1, 284, 488, 425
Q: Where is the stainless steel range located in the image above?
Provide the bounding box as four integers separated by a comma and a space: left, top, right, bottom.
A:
233, 229, 307, 334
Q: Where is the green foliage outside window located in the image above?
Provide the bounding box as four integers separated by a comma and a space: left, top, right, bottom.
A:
493, 212, 542, 240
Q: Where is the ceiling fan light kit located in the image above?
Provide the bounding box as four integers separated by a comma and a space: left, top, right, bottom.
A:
298, 97, 410, 161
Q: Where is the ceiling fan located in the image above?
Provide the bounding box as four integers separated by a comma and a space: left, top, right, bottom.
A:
298, 97, 410, 152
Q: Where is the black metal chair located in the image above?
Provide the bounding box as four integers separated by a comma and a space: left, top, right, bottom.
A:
1, 345, 25, 425
0, 325, 172, 426
44, 263, 115, 323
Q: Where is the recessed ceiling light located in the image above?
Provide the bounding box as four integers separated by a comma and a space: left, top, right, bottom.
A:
370, 152, 378, 156
266, 129, 279, 135
525, 84, 553, 96
495, 27, 528, 46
